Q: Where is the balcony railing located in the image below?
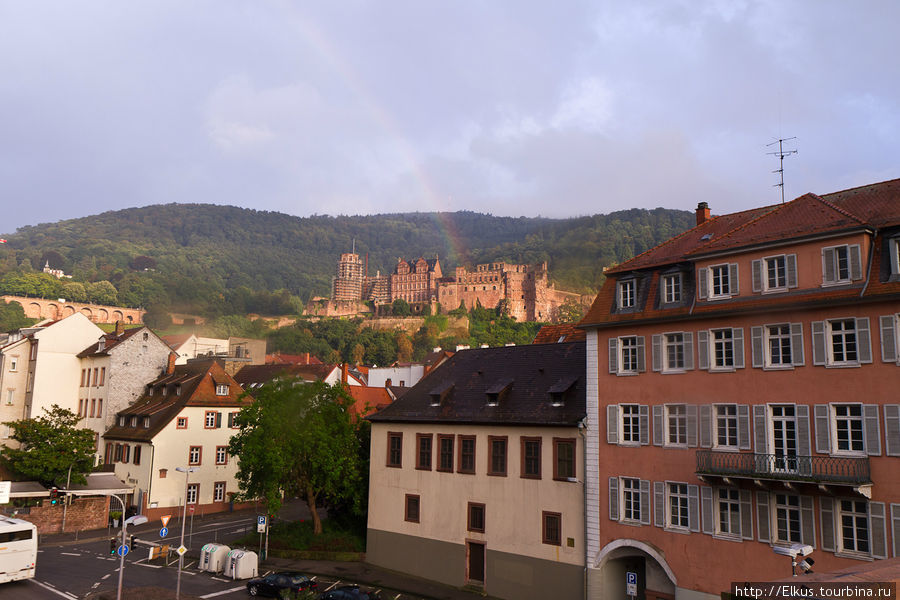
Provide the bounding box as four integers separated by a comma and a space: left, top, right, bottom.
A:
696, 450, 870, 485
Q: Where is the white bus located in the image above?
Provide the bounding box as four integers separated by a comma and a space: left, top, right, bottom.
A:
0, 516, 37, 583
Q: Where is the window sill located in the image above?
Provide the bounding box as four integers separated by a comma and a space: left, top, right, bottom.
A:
707, 295, 734, 301
618, 519, 644, 527
713, 533, 743, 543
762, 365, 794, 371
618, 442, 642, 448
821, 281, 852, 288
663, 526, 691, 535
661, 369, 687, 375
553, 476, 579, 483
824, 363, 862, 369
664, 443, 689, 449
710, 367, 736, 373
415, 466, 433, 471
616, 371, 640, 377
834, 551, 874, 562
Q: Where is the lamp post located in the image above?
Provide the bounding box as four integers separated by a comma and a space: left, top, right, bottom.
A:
60, 461, 74, 533
175, 466, 198, 600
110, 493, 148, 600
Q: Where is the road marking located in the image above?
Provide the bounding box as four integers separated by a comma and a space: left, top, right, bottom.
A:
198, 585, 246, 598
136, 562, 163, 569
211, 576, 230, 582
92, 583, 101, 589
101, 573, 111, 580
61, 552, 81, 556
29, 580, 78, 600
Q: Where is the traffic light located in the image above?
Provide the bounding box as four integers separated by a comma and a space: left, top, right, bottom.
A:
49, 487, 59, 505
110, 538, 117, 555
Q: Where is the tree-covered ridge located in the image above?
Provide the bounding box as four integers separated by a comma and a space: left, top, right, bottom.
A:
0, 204, 692, 316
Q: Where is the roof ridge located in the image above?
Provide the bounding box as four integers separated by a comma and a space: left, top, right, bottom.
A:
819, 177, 900, 198
694, 202, 785, 249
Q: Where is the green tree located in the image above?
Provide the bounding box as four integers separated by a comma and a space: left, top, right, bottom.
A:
228, 380, 366, 534
62, 281, 88, 303
1, 405, 96, 487
557, 298, 587, 323
0, 300, 30, 333
87, 280, 118, 305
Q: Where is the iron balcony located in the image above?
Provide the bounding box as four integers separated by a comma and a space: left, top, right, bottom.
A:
696, 450, 871, 485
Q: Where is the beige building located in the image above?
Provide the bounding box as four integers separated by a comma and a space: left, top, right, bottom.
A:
366, 341, 586, 600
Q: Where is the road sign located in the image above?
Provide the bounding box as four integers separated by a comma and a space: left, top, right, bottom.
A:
117, 545, 129, 557
189, 505, 194, 513
0, 481, 10, 504
176, 545, 187, 556
160, 515, 171, 528
160, 527, 169, 538
626, 571, 637, 596
257, 515, 267, 533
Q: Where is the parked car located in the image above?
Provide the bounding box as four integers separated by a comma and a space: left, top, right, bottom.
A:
246, 572, 318, 597
317, 585, 381, 600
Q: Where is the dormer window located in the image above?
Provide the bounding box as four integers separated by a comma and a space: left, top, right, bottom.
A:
429, 381, 454, 407
215, 384, 229, 396
98, 339, 106, 351
661, 273, 682, 304
130, 416, 138, 427
822, 244, 861, 285
485, 379, 513, 407
547, 376, 577, 407
118, 416, 125, 426
175, 384, 182, 396
143, 332, 149, 341
699, 263, 738, 300
752, 254, 798, 293
890, 238, 900, 277
143, 416, 150, 428
618, 279, 636, 309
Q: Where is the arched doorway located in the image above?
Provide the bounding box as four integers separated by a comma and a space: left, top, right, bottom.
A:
595, 540, 677, 600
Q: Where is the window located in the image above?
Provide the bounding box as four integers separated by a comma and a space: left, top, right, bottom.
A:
177, 417, 187, 429
114, 443, 123, 461
622, 478, 642, 522
712, 329, 734, 368
143, 416, 150, 428
99, 367, 106, 386
188, 446, 202, 466
9, 357, 18, 372
620, 336, 640, 373
715, 405, 738, 448
214, 482, 226, 503
5, 389, 12, 406
621, 404, 641, 444
404, 494, 420, 523
387, 432, 402, 468
822, 244, 861, 285
438, 435, 454, 472
717, 488, 741, 537
833, 405, 864, 453
667, 483, 690, 530
133, 445, 142, 465
487, 436, 507, 476
521, 437, 541, 479
80, 368, 85, 385
118, 416, 125, 426
542, 512, 562, 545
458, 436, 476, 474
93, 368, 99, 386
830, 319, 857, 364
709, 264, 736, 298
813, 318, 871, 367
553, 438, 576, 481
97, 398, 102, 416
122, 445, 130, 463
215, 446, 228, 465
205, 411, 218, 429
774, 493, 801, 543
468, 502, 485, 533
889, 238, 900, 276
229, 412, 240, 429
662, 273, 682, 304
767, 324, 792, 366
838, 499, 869, 553
666, 405, 687, 446
130, 416, 138, 427
215, 384, 229, 396
90, 399, 96, 418
618, 279, 636, 309
416, 434, 432, 470
665, 333, 685, 371
186, 483, 199, 504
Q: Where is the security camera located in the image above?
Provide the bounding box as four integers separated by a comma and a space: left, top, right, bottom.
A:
773, 543, 814, 558
798, 558, 814, 573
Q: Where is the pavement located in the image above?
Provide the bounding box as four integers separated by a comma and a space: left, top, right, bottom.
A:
38, 500, 497, 600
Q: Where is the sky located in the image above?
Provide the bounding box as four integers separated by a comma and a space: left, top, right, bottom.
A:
1, 1, 898, 235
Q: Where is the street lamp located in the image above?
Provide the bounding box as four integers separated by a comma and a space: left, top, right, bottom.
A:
109, 493, 148, 600
175, 466, 198, 600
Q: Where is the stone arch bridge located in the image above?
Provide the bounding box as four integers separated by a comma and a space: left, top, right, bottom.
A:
2, 295, 145, 324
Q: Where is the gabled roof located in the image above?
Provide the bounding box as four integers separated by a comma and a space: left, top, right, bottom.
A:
233, 363, 338, 388
532, 323, 587, 344
346, 385, 393, 417
77, 326, 153, 358
161, 333, 194, 350
368, 342, 585, 426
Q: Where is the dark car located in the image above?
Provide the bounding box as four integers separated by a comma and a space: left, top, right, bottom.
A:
246, 572, 318, 597
317, 585, 381, 600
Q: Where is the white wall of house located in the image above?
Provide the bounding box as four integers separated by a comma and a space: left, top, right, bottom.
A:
366, 365, 425, 388
0, 338, 31, 446
104, 329, 171, 429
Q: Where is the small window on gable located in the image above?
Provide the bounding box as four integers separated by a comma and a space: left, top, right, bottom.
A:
822, 244, 862, 285
618, 279, 636, 309
118, 416, 125, 427
143, 416, 150, 428
215, 384, 229, 396
130, 416, 138, 427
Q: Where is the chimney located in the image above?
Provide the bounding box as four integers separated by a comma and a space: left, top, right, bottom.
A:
115, 320, 125, 336
166, 352, 177, 374
696, 202, 711, 226
341, 363, 348, 384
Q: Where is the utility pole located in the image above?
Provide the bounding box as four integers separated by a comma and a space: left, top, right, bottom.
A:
767, 137, 798, 203
175, 466, 197, 600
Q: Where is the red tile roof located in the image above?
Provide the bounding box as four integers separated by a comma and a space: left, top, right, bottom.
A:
532, 323, 587, 344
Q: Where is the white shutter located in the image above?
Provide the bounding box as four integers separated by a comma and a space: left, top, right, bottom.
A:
820, 497, 835, 552
636, 336, 646, 372
857, 318, 872, 363
687, 405, 698, 448
654, 482, 665, 527
786, 254, 798, 288
811, 322, 826, 365
752, 259, 762, 292
733, 328, 744, 369
823, 247, 836, 283
652, 406, 663, 446
699, 405, 712, 449
608, 338, 618, 374
609, 478, 619, 521
880, 315, 898, 363
864, 404, 881, 456
740, 490, 753, 540
684, 332, 694, 370
885, 405, 900, 456
639, 405, 650, 445
751, 326, 764, 368
688, 484, 700, 532
871, 502, 888, 559
738, 405, 751, 450
607, 405, 619, 445
651, 334, 662, 372
698, 268, 708, 300
800, 495, 815, 547
849, 244, 863, 280
700, 486, 714, 534
729, 263, 739, 295
698, 330, 709, 370
814, 405, 831, 454
640, 480, 651, 525
753, 405, 768, 454
791, 323, 805, 366
757, 491, 771, 542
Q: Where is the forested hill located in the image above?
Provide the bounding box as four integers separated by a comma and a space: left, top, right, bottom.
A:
0, 204, 693, 316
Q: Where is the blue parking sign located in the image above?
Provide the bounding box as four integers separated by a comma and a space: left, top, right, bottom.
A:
257, 515, 267, 533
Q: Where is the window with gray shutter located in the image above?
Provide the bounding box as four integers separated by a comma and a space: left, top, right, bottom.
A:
636, 336, 646, 372
823, 247, 837, 283
752, 259, 762, 292
688, 485, 700, 532
684, 332, 694, 370
796, 405, 811, 467
640, 480, 651, 525
698, 267, 708, 299
607, 405, 619, 444
753, 405, 768, 454
740, 490, 753, 540
700, 486, 713, 534
729, 263, 739, 295
891, 503, 900, 558
871, 502, 888, 559
885, 405, 900, 457
609, 477, 619, 521
652, 406, 663, 446
687, 405, 698, 447
654, 482, 665, 527
639, 405, 650, 445
751, 326, 764, 368
811, 321, 826, 365
820, 497, 835, 552
698, 330, 709, 370
814, 405, 831, 454
857, 318, 872, 363
757, 491, 771, 542
881, 315, 898, 363
800, 496, 815, 547
849, 244, 862, 280
608, 338, 618, 374
791, 323, 805, 366
737, 405, 751, 450
733, 328, 745, 368
651, 334, 662, 372
786, 254, 798, 288
699, 405, 712, 448
864, 405, 881, 456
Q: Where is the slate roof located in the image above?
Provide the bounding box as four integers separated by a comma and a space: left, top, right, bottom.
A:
77, 326, 148, 357
103, 359, 248, 442
368, 342, 585, 426
233, 363, 338, 388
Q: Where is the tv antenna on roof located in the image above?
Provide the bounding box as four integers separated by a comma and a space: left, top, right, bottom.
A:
767, 137, 798, 204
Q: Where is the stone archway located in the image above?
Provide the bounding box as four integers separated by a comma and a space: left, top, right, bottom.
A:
80, 307, 93, 320
63, 305, 76, 317
594, 539, 677, 600
27, 302, 42, 319
99, 308, 109, 322
47, 303, 60, 319
113, 310, 124, 321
